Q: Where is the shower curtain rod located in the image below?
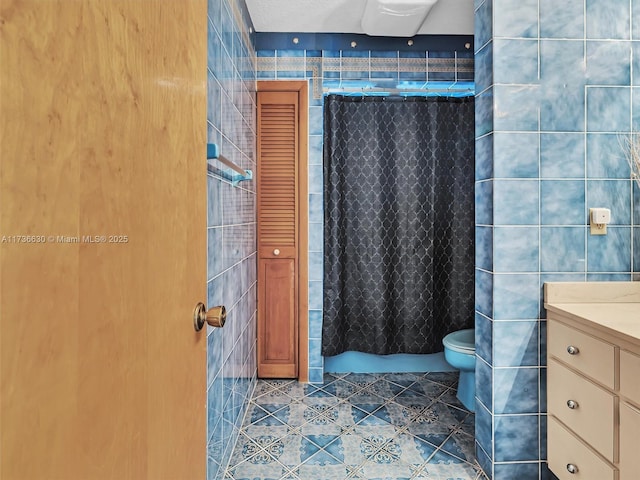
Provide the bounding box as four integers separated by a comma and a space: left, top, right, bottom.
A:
323, 86, 474, 95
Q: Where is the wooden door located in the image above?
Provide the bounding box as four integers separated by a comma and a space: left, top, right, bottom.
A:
0, 2, 207, 479
256, 83, 308, 379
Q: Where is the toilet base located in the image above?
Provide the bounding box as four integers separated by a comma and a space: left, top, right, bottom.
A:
456, 369, 475, 412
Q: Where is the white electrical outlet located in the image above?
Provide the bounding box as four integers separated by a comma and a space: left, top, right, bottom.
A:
589, 208, 611, 235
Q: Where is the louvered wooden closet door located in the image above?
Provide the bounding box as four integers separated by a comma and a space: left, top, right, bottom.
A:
257, 90, 299, 378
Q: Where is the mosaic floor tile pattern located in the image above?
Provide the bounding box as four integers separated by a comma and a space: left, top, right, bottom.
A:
225, 372, 487, 480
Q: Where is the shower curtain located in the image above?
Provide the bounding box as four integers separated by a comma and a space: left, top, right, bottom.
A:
322, 94, 475, 356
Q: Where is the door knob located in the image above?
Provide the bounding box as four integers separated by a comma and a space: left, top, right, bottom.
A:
193, 302, 226, 331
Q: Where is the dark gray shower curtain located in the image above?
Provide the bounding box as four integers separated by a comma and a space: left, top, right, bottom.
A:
322, 95, 475, 356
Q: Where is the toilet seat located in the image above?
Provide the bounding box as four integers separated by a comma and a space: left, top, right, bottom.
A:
442, 328, 476, 412
443, 328, 475, 354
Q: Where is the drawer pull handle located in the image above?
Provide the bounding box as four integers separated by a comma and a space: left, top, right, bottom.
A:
273, 249, 280, 256
566, 400, 579, 409
566, 464, 578, 474
567, 345, 580, 355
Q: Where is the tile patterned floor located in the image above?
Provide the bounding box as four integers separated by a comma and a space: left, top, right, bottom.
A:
225, 372, 487, 480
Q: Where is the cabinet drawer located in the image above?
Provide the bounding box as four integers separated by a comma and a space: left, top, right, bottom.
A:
619, 402, 640, 480
547, 358, 616, 462
548, 319, 615, 389
620, 350, 640, 406
548, 416, 617, 480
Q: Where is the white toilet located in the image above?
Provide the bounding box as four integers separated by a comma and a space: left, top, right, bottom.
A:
442, 328, 476, 412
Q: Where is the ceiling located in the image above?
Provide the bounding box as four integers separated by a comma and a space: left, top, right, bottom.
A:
245, 0, 474, 37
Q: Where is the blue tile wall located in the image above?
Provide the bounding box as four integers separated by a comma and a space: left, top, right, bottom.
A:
540, 181, 585, 225
475, 269, 494, 319
493, 321, 539, 368
586, 42, 631, 85
475, 42, 493, 95
475, 87, 494, 137
635, 227, 640, 278
586, 0, 631, 40
539, 0, 583, 38
540, 133, 585, 178
493, 0, 538, 38
493, 227, 539, 272
474, 0, 493, 52
476, 133, 493, 181
476, 226, 493, 272
493, 180, 539, 225
493, 133, 539, 178
493, 85, 540, 132
587, 86, 631, 132
493, 39, 539, 85
587, 134, 632, 178
475, 312, 493, 365
494, 463, 542, 479
493, 367, 540, 414
494, 414, 540, 462
476, 356, 493, 409
207, 1, 257, 479
493, 274, 540, 320
588, 180, 632, 225
477, 0, 638, 478
540, 227, 587, 272
475, 400, 493, 466
475, 180, 493, 226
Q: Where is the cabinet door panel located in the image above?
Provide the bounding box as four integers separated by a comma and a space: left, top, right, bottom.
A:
620, 402, 640, 480
258, 259, 297, 378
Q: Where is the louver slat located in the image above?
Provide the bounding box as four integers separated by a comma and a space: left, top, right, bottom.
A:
258, 98, 297, 248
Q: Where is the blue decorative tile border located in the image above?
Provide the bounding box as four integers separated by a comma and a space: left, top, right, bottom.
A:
257, 51, 474, 98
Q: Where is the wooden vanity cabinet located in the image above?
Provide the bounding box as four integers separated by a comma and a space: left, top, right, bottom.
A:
546, 319, 640, 480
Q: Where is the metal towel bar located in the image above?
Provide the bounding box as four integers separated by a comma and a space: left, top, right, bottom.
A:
206, 143, 253, 187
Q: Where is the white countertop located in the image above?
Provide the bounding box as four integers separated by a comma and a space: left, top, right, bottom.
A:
544, 282, 640, 348
545, 302, 640, 345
